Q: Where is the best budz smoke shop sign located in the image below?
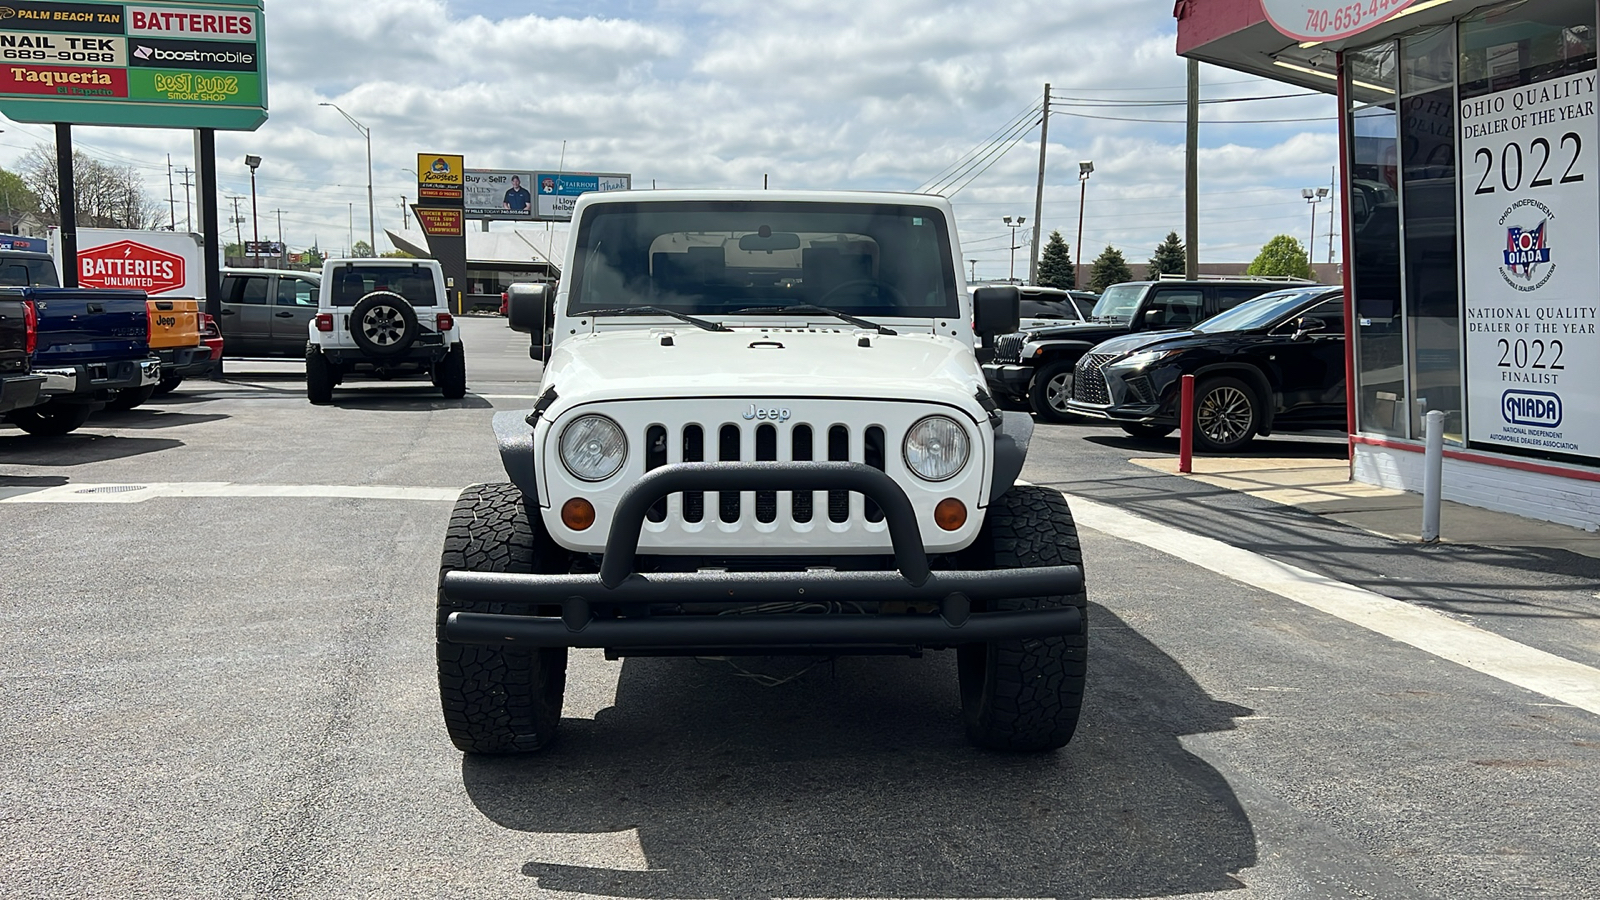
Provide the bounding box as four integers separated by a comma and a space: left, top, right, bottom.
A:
1460, 72, 1599, 460
0, 0, 266, 130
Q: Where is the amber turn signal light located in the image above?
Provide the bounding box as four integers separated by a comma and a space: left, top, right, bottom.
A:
934, 497, 967, 531
561, 497, 596, 531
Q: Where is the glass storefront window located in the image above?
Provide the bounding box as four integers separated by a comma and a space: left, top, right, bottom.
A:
1347, 42, 1407, 436
1460, 0, 1596, 99
1400, 27, 1462, 441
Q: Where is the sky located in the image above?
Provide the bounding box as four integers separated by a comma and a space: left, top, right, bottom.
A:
0, 0, 1343, 280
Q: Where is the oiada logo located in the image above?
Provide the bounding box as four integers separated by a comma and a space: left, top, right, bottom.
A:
1496, 198, 1556, 292
78, 241, 185, 294
1502, 389, 1562, 428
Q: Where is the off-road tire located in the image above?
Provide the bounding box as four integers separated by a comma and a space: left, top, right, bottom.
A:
349, 291, 419, 357
105, 384, 157, 411
1029, 361, 1080, 424
436, 342, 467, 399
306, 346, 334, 405
437, 482, 569, 754
1120, 423, 1175, 440
1193, 375, 1259, 453
958, 485, 1088, 751
6, 401, 93, 436
151, 372, 183, 397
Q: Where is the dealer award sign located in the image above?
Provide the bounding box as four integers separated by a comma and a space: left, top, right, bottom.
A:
1460, 70, 1599, 459
0, 0, 266, 130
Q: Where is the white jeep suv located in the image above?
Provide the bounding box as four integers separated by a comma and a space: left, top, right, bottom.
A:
305, 257, 465, 404
435, 191, 1087, 753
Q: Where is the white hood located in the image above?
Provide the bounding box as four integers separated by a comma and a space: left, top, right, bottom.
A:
542, 327, 986, 414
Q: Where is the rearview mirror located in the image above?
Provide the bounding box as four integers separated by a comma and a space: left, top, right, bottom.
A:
972, 285, 1020, 336
738, 232, 802, 252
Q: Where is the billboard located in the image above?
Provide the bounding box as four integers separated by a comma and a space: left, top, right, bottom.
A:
0, 0, 267, 131
464, 169, 630, 221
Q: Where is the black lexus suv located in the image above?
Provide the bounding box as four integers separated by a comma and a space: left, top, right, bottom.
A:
1065, 286, 1347, 452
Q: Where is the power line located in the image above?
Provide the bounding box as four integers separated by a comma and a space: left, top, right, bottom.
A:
917, 99, 1043, 194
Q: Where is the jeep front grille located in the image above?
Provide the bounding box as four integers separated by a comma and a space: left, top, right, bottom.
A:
1073, 353, 1117, 405
991, 333, 1025, 363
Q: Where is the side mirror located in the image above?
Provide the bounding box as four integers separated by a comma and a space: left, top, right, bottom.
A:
507, 282, 553, 361
972, 285, 1020, 336
1292, 315, 1327, 340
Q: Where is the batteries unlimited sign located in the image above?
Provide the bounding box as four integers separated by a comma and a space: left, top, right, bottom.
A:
0, 0, 266, 130
1460, 71, 1600, 459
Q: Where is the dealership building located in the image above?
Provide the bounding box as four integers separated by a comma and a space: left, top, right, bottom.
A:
1178, 0, 1600, 530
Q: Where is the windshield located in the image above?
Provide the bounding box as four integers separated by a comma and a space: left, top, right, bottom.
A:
1194, 289, 1324, 333
567, 201, 960, 317
1089, 283, 1145, 320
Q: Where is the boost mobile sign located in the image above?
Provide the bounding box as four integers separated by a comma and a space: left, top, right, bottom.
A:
1460, 71, 1599, 459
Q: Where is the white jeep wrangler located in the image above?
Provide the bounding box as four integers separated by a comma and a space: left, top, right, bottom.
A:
436, 191, 1087, 752
305, 257, 465, 404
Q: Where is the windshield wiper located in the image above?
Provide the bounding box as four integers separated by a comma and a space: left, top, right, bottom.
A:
586, 306, 732, 332
729, 304, 896, 335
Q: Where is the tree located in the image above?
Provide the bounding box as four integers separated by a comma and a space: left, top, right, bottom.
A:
352, 240, 374, 258
18, 142, 162, 230
1146, 231, 1185, 279
1247, 235, 1314, 279
379, 248, 416, 258
0, 166, 41, 219
1035, 229, 1074, 289
1087, 245, 1132, 293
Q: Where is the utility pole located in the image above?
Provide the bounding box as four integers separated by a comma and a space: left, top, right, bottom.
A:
1029, 83, 1050, 286
180, 166, 193, 233
166, 154, 177, 230
1327, 165, 1337, 265
1184, 58, 1200, 279
229, 196, 244, 258
399, 196, 409, 228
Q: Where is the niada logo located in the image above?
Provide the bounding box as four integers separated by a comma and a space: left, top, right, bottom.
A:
1496, 198, 1556, 292
1502, 389, 1562, 428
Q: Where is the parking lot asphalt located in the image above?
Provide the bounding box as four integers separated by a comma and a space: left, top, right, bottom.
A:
3, 316, 1598, 899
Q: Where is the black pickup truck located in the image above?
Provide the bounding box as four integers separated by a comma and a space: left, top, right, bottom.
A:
982, 278, 1305, 422
2, 287, 159, 435
0, 297, 44, 416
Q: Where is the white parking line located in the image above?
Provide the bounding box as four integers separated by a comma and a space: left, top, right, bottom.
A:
1, 483, 460, 503
1063, 492, 1600, 718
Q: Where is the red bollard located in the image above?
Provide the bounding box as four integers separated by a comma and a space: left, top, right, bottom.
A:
1178, 374, 1195, 474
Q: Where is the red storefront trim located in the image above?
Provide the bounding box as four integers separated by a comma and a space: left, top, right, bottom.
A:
1352, 435, 1600, 483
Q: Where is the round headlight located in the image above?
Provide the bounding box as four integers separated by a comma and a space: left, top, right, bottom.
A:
560, 415, 627, 482
903, 415, 970, 482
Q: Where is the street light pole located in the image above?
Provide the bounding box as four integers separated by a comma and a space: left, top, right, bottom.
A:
1302, 187, 1328, 271
245, 154, 261, 266
1075, 161, 1093, 288
1003, 215, 1026, 284
320, 102, 375, 256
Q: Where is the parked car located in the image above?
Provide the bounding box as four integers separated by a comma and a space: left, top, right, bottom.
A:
983, 276, 1308, 422
304, 258, 464, 403
0, 294, 44, 416
1017, 286, 1091, 331
2, 287, 159, 435
139, 296, 206, 403
217, 268, 323, 357
1065, 286, 1346, 452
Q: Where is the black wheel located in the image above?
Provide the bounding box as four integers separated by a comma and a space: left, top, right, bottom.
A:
151, 373, 183, 397
1028, 361, 1080, 424
306, 346, 334, 405
436, 342, 467, 399
6, 401, 93, 436
1193, 375, 1259, 453
348, 291, 419, 356
957, 485, 1088, 751
105, 384, 157, 411
438, 483, 569, 754
1120, 423, 1175, 440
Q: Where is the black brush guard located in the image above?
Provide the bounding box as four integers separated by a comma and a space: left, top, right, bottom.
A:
441, 462, 1082, 649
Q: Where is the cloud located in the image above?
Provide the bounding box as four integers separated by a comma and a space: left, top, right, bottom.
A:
0, 0, 1341, 271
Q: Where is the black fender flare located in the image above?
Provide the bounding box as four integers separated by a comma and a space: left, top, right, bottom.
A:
1192, 364, 1276, 435
989, 410, 1034, 501
493, 410, 539, 504
1031, 340, 1099, 371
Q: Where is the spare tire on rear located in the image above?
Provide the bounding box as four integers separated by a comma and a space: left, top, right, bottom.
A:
349, 291, 419, 356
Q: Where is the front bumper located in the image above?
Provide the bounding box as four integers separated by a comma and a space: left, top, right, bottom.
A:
442, 461, 1083, 650
981, 362, 1034, 400
35, 357, 161, 399
0, 374, 45, 414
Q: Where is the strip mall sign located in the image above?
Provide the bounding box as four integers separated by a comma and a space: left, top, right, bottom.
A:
1259, 0, 1415, 43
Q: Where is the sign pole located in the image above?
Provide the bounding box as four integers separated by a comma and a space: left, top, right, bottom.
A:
55, 123, 77, 288
197, 129, 222, 320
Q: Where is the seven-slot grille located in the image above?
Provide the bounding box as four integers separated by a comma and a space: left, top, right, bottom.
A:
990, 333, 1026, 363
640, 419, 890, 528
1073, 353, 1118, 405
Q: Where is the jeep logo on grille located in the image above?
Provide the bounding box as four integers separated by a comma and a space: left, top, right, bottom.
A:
742, 404, 791, 422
